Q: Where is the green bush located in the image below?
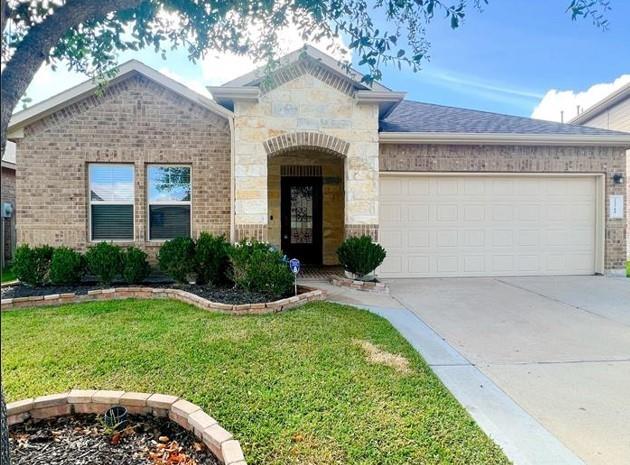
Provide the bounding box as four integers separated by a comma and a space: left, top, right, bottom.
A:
12, 244, 54, 286
336, 235, 386, 278
122, 247, 151, 284
626, 261, 630, 278
85, 242, 123, 285
49, 247, 84, 285
158, 237, 196, 283
195, 232, 231, 285
228, 240, 293, 299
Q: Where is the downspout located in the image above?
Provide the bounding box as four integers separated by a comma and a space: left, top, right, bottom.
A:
229, 116, 236, 243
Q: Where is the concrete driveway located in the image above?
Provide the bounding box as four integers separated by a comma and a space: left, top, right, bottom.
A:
387, 276, 630, 465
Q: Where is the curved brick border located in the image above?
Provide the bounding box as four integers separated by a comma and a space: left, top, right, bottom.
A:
263, 131, 349, 158
1, 286, 326, 313
329, 276, 389, 294
7, 390, 246, 465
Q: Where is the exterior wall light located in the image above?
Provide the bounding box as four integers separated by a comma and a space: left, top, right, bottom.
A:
612, 173, 624, 185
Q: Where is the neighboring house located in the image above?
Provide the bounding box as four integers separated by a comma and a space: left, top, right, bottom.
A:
570, 82, 630, 258
1, 141, 17, 267
7, 46, 630, 277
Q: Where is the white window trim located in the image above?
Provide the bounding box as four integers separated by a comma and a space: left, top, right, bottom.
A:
146, 164, 193, 242
88, 163, 135, 243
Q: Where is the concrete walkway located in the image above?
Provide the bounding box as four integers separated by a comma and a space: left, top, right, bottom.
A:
303, 278, 586, 465
387, 276, 630, 465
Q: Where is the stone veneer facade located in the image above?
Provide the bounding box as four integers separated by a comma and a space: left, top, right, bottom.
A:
14, 74, 231, 256
232, 69, 380, 244
379, 144, 627, 269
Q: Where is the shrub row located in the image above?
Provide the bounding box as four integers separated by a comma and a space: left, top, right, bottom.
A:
13, 243, 150, 287
157, 234, 294, 299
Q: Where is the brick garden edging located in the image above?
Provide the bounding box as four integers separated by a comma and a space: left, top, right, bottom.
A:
7, 390, 246, 465
0, 286, 325, 313
329, 276, 389, 294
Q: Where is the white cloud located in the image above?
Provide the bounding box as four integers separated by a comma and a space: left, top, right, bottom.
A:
531, 75, 630, 122
200, 23, 349, 85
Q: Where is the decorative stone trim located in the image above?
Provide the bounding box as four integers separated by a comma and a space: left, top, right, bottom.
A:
264, 131, 350, 158
0, 286, 326, 313
7, 390, 246, 465
234, 224, 267, 242
259, 56, 356, 96
329, 276, 389, 294
345, 224, 379, 241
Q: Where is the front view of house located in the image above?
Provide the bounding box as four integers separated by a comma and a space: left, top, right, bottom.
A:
7, 46, 630, 277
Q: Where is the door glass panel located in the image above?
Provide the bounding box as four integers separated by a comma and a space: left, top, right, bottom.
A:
290, 185, 313, 244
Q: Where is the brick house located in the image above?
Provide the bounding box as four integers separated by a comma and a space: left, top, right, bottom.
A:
7, 46, 630, 277
1, 142, 16, 266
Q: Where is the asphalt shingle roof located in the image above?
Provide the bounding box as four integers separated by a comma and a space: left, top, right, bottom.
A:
380, 100, 630, 136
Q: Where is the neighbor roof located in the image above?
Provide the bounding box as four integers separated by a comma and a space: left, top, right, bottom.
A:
569, 82, 630, 125
381, 99, 630, 136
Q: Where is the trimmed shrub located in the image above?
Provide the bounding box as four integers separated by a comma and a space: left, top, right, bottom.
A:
336, 235, 386, 278
85, 242, 123, 285
12, 244, 54, 286
122, 247, 151, 284
49, 247, 85, 285
228, 240, 293, 299
158, 237, 196, 283
195, 232, 231, 285
626, 261, 630, 278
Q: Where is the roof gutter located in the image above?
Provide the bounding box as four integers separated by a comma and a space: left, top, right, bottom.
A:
379, 132, 630, 147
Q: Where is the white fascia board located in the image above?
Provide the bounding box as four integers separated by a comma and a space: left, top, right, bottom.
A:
8, 60, 233, 132
379, 132, 630, 147
355, 91, 406, 104
570, 83, 630, 125
206, 87, 260, 101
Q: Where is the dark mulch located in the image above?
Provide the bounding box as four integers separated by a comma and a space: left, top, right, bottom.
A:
1, 283, 279, 304
9, 414, 219, 465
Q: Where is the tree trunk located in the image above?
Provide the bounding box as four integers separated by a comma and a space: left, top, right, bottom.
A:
0, 0, 143, 158
1, 388, 9, 465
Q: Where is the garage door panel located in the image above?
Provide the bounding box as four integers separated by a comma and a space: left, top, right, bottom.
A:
379, 175, 597, 277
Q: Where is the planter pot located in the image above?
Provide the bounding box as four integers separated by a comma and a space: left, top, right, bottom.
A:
104, 406, 128, 430
344, 270, 376, 282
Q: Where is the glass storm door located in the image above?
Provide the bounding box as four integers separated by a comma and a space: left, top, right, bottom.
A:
281, 177, 323, 264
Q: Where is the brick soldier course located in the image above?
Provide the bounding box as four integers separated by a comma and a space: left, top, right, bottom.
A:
6, 390, 247, 465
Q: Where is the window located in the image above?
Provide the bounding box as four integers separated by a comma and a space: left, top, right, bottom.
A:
89, 164, 134, 241
147, 165, 191, 240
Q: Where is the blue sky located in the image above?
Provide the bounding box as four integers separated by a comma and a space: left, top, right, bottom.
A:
22, 0, 630, 122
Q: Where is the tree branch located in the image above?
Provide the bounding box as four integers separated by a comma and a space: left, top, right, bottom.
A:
1, 0, 144, 156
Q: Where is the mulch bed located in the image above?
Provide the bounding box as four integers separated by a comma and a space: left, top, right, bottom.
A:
9, 414, 220, 465
1, 283, 277, 305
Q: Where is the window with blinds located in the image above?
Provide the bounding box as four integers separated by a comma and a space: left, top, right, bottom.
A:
89, 164, 134, 240
147, 165, 191, 240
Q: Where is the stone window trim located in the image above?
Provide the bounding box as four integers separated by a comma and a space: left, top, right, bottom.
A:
146, 164, 193, 242
264, 131, 350, 159
88, 163, 135, 243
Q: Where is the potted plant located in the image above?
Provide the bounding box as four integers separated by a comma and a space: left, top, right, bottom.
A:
336, 235, 386, 281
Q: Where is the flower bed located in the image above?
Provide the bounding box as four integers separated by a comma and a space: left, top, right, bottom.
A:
7, 390, 246, 464
1, 285, 325, 314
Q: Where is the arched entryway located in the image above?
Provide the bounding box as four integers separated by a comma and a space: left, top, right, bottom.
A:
265, 132, 347, 265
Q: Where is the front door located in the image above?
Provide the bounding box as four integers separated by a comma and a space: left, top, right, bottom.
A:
281, 176, 323, 264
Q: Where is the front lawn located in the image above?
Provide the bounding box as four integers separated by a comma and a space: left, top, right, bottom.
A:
1, 300, 510, 464
1, 266, 16, 283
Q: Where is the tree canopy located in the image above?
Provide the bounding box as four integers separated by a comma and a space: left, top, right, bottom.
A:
0, 0, 611, 155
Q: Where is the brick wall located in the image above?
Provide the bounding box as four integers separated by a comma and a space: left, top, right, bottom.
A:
1, 166, 16, 262
15, 74, 231, 256
379, 144, 627, 269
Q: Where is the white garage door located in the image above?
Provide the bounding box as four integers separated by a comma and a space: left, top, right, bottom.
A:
379, 174, 598, 278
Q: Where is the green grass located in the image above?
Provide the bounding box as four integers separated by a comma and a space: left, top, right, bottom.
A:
1, 266, 16, 283
1, 299, 510, 465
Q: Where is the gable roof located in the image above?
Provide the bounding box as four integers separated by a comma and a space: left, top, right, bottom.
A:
8, 60, 233, 137
219, 44, 391, 92
379, 99, 630, 146
569, 82, 630, 125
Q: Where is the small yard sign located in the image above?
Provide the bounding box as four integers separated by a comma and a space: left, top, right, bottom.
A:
289, 258, 300, 295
